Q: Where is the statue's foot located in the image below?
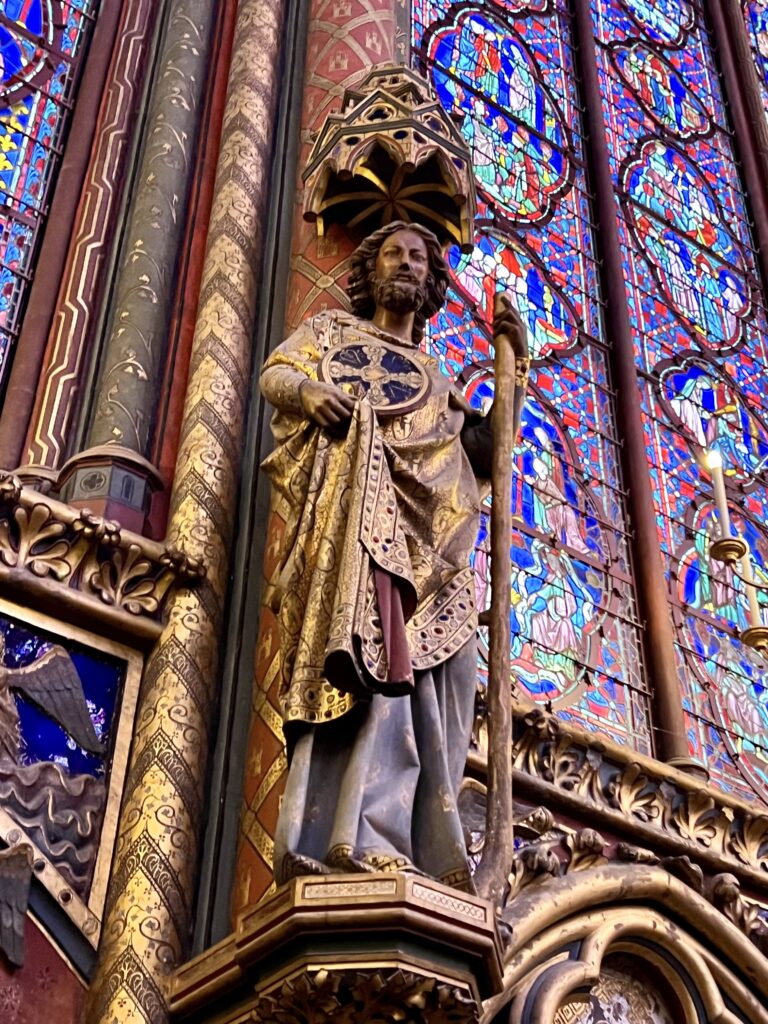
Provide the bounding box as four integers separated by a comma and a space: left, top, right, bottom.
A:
327, 851, 377, 874
281, 851, 333, 881
327, 845, 411, 874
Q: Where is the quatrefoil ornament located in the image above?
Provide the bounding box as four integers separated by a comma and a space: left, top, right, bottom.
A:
319, 340, 430, 415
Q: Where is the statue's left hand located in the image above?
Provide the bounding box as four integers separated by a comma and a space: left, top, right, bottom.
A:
493, 294, 529, 363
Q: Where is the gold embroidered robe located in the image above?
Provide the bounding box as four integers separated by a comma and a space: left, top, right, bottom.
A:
260, 310, 484, 727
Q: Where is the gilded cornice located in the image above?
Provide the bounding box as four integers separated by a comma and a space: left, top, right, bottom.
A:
469, 708, 768, 896
0, 474, 202, 645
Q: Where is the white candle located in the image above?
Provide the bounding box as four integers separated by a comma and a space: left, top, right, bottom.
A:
706, 450, 732, 540
741, 551, 762, 628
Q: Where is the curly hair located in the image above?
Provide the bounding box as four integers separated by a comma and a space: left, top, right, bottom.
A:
346, 220, 449, 342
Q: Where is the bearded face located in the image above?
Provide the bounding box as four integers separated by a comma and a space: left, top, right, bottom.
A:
372, 273, 427, 316
370, 228, 431, 319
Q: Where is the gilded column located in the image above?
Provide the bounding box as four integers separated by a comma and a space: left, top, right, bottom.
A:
58, 0, 218, 531
231, 0, 399, 916
86, 0, 286, 1018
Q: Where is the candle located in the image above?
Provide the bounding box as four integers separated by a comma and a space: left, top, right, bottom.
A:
705, 449, 732, 540
741, 550, 762, 628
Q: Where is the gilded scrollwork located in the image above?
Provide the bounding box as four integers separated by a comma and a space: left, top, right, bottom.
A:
0, 475, 202, 631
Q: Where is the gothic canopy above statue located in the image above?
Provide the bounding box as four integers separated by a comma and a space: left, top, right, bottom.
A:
302, 65, 477, 250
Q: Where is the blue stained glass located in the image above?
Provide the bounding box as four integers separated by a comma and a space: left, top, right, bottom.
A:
594, 0, 768, 796
658, 355, 768, 487
493, 0, 551, 12
744, 2, 768, 126
449, 233, 580, 360
414, 0, 651, 753
617, 0, 695, 48
623, 140, 753, 351
426, 11, 573, 224
0, 0, 98, 384
611, 43, 710, 138
1, 616, 123, 777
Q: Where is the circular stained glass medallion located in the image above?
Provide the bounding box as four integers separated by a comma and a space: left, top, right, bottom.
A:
319, 340, 430, 415
0, 2, 54, 102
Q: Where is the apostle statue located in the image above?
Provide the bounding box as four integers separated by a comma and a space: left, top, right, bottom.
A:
260, 221, 529, 892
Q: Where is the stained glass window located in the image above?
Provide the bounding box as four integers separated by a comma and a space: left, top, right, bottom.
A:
0, 0, 99, 386
744, 1, 768, 124
592, 0, 768, 801
413, 2, 653, 753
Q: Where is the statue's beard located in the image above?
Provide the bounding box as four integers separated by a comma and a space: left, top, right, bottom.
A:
372, 275, 426, 316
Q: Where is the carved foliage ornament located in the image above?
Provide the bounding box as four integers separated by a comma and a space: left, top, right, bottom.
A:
0, 475, 203, 633
251, 968, 479, 1024
503, 825, 768, 956
513, 710, 768, 876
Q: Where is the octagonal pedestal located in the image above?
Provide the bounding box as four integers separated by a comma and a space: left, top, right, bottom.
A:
171, 873, 503, 1023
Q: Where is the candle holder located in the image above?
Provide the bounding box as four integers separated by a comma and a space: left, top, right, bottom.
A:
710, 541, 768, 653
741, 625, 768, 652
709, 535, 748, 564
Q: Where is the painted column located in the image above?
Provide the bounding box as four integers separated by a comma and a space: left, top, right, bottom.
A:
0, 0, 125, 474
231, 0, 399, 916
86, 0, 286, 1018
571, 0, 692, 768
10, 0, 167, 477
87, 0, 216, 453
56, 0, 219, 532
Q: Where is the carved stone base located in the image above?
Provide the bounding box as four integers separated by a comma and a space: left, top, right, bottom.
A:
171, 873, 503, 1023
57, 445, 163, 533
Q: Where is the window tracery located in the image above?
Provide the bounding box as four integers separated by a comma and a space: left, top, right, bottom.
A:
414, 0, 651, 752
593, 0, 768, 797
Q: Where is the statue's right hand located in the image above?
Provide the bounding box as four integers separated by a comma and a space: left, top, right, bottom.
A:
299, 380, 357, 428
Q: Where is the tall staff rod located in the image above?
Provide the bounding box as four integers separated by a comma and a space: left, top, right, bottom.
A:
474, 292, 519, 906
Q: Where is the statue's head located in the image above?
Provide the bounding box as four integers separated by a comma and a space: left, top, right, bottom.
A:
347, 221, 449, 342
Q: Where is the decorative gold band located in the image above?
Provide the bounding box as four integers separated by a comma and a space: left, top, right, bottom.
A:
86, 0, 286, 1019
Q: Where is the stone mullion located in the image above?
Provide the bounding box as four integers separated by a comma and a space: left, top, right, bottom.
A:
571, 0, 693, 770
85, 0, 218, 455
15, 0, 167, 475
86, 0, 286, 1018
708, 0, 768, 297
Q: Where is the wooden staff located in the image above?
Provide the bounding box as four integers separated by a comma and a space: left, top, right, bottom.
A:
474, 292, 517, 906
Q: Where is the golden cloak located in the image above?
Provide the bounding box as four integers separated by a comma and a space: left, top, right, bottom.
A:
260, 311, 483, 726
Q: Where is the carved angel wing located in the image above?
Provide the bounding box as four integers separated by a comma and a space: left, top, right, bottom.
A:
8, 647, 105, 756
0, 844, 33, 967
